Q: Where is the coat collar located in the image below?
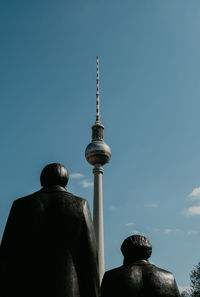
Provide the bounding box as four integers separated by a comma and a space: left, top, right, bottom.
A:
39, 185, 67, 193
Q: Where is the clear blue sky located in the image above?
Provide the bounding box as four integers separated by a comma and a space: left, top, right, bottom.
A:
1, 0, 200, 291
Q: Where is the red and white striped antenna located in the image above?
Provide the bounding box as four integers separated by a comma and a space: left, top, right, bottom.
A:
96, 56, 100, 123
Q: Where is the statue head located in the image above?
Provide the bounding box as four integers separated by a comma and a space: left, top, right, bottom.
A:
40, 163, 69, 188
121, 235, 152, 264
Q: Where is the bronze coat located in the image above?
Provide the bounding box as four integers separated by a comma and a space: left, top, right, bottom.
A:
0, 185, 99, 297
101, 261, 180, 297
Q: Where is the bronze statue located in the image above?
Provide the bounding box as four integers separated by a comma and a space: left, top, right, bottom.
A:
101, 235, 180, 297
0, 163, 99, 297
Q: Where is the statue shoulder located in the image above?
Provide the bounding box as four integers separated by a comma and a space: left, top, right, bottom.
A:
144, 264, 177, 288
102, 266, 127, 282
12, 192, 39, 206
150, 264, 175, 278
103, 264, 175, 283
66, 191, 87, 203
65, 192, 89, 208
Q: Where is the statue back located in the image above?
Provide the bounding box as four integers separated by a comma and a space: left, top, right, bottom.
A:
101, 262, 180, 297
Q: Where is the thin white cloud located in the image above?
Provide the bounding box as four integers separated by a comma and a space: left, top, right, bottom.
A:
164, 229, 173, 234
164, 228, 180, 234
186, 206, 200, 216
70, 173, 84, 179
125, 222, 135, 227
188, 230, 199, 235
188, 187, 200, 199
81, 180, 93, 188
144, 203, 158, 208
178, 286, 191, 294
109, 205, 116, 211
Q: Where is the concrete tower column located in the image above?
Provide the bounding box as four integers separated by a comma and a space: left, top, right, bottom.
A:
85, 56, 111, 285
93, 164, 104, 283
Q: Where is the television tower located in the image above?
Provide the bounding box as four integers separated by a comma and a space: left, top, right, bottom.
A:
85, 56, 111, 283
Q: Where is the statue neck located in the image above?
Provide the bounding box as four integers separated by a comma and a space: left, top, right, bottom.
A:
123, 259, 149, 265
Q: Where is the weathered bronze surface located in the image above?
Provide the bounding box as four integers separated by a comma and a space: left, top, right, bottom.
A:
101, 235, 180, 297
0, 163, 99, 297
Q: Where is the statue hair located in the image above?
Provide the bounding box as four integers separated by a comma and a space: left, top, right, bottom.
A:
121, 235, 152, 265
40, 163, 69, 188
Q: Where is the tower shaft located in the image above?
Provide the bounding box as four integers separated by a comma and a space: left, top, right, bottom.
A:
93, 165, 104, 283
85, 56, 111, 285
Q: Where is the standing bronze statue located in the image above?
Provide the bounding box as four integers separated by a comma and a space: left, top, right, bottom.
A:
101, 235, 180, 297
0, 163, 99, 297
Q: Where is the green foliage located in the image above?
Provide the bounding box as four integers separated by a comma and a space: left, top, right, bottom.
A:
190, 262, 200, 297
181, 290, 191, 297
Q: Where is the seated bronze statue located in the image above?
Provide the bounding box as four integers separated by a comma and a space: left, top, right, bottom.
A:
101, 235, 180, 297
0, 163, 99, 297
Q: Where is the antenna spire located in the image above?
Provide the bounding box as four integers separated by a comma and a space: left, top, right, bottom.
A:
96, 56, 100, 123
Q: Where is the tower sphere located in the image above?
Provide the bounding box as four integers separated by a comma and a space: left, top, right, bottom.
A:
85, 140, 111, 166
